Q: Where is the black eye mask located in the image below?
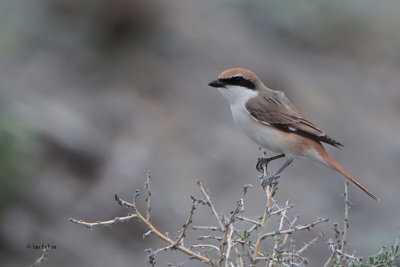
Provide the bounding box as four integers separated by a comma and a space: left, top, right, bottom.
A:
219, 76, 256, 90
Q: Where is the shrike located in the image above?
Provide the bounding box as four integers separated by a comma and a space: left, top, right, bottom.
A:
208, 68, 379, 201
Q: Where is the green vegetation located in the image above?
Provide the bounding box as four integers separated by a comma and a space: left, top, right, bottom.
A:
0, 112, 34, 212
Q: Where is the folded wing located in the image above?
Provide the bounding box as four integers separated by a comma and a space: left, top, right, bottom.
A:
245, 93, 343, 148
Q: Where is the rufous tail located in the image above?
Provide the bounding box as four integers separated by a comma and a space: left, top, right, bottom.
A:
320, 150, 380, 201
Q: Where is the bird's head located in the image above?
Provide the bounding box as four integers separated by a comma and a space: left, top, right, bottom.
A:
208, 68, 261, 104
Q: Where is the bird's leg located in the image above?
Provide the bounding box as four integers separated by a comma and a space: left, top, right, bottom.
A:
261, 158, 293, 188
256, 154, 285, 173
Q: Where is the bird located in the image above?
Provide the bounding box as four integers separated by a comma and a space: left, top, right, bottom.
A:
208, 67, 380, 201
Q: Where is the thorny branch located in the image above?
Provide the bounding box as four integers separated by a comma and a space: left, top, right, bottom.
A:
70, 158, 337, 266
261, 218, 329, 240
217, 185, 249, 266
253, 158, 278, 259
69, 214, 137, 228
197, 179, 225, 230
172, 197, 197, 248
297, 233, 323, 254
70, 174, 211, 265
323, 180, 363, 267
340, 181, 350, 251
269, 205, 288, 267
145, 170, 152, 221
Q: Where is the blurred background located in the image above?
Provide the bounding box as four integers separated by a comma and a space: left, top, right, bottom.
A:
0, 0, 399, 266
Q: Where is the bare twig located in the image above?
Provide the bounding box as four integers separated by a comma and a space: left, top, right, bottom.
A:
262, 218, 329, 239
70, 166, 330, 266
236, 216, 261, 226
340, 181, 350, 251
197, 235, 223, 241
298, 233, 323, 254
30, 248, 50, 267
191, 244, 220, 252
269, 205, 293, 216
282, 214, 299, 246
324, 238, 338, 266
269, 207, 288, 266
115, 193, 136, 208
173, 197, 197, 248
197, 180, 225, 230
145, 170, 152, 221
247, 222, 260, 236
233, 246, 244, 267
254, 256, 273, 262
192, 226, 220, 231
335, 249, 357, 260
253, 154, 278, 259
224, 226, 235, 267
72, 192, 212, 264
124, 194, 211, 263
69, 214, 138, 228
253, 183, 276, 258
218, 186, 248, 265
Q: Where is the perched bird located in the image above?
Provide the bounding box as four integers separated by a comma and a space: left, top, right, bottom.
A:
208, 68, 380, 201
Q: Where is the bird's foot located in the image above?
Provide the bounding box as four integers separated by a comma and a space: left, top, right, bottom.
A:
261, 174, 280, 189
256, 157, 271, 173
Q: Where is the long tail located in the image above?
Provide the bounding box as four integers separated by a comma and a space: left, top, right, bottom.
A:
319, 148, 380, 201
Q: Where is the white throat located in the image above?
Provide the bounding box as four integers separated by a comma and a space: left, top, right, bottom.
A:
217, 86, 258, 105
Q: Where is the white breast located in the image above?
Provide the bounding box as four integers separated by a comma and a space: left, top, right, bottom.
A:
230, 102, 286, 153
217, 85, 296, 155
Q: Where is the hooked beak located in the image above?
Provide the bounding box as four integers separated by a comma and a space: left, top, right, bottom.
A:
208, 79, 226, 88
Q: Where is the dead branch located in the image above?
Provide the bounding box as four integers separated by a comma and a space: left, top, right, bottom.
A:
70, 161, 330, 266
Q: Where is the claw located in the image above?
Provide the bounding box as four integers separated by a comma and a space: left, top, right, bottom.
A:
256, 157, 270, 173
261, 174, 281, 188
256, 154, 286, 173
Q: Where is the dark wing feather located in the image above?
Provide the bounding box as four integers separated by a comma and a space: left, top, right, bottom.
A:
246, 94, 343, 148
